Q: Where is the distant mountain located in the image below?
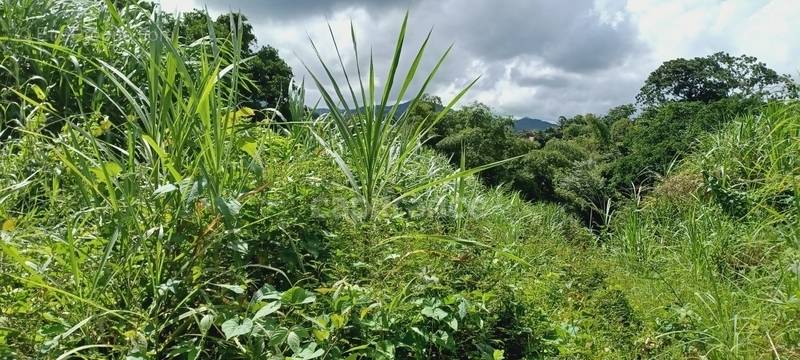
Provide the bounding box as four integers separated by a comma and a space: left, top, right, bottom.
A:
514, 117, 555, 132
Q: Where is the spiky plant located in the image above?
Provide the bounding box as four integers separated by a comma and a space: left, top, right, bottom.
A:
305, 13, 519, 220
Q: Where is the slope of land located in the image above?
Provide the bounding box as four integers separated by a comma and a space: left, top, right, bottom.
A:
1, 1, 799, 359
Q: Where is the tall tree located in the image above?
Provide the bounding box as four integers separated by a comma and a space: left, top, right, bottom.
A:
429, 102, 537, 195
244, 46, 293, 117
636, 52, 797, 106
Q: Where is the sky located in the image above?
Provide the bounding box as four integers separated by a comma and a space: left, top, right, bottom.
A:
159, 0, 800, 121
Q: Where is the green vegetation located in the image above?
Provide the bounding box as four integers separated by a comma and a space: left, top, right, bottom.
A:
1, 1, 798, 359
416, 56, 790, 226
164, 10, 293, 119
606, 103, 800, 358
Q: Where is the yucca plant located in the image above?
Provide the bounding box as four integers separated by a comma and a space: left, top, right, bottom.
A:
305, 14, 520, 220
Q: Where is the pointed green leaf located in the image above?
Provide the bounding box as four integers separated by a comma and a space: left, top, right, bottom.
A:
252, 301, 281, 321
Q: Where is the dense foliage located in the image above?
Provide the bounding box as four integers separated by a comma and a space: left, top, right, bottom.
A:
1, 1, 798, 359
419, 54, 789, 225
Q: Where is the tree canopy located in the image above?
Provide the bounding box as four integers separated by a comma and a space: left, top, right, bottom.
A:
636, 52, 797, 106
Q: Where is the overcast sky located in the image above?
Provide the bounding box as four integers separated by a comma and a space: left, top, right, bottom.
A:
159, 0, 800, 121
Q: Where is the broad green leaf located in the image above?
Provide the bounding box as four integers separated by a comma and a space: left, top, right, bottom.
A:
421, 306, 448, 320
255, 284, 282, 301
281, 287, 316, 305
236, 107, 255, 118
215, 196, 242, 225
221, 318, 253, 340
214, 284, 245, 294
493, 349, 505, 360
330, 314, 346, 329
296, 345, 324, 360
411, 326, 424, 337
154, 183, 178, 195
286, 331, 301, 353
268, 328, 289, 347
240, 141, 257, 158
199, 314, 213, 335
252, 301, 280, 321
313, 329, 330, 342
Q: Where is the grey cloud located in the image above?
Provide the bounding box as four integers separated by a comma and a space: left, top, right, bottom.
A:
494, 70, 641, 119
542, 12, 642, 72
178, 0, 650, 119
202, 0, 644, 73
510, 67, 576, 89
431, 0, 643, 73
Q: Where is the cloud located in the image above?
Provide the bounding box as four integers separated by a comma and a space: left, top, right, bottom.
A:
626, 0, 800, 75
429, 0, 643, 73
159, 0, 800, 120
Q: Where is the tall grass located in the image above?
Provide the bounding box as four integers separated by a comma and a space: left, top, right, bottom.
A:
607, 100, 800, 359
0, 2, 266, 356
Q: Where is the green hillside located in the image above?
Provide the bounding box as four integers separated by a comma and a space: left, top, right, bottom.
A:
1, 1, 798, 359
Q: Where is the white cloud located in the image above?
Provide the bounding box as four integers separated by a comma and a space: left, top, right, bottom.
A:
626, 0, 800, 75
159, 0, 201, 14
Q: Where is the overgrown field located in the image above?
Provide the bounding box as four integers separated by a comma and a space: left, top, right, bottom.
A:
1, 1, 798, 359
